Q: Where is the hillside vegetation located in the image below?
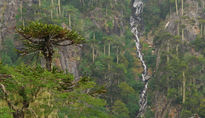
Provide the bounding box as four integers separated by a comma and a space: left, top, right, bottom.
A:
0, 0, 204, 118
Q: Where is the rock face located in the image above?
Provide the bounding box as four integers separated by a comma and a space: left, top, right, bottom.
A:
0, 0, 33, 49
58, 46, 81, 78
166, 0, 204, 41
0, 0, 19, 49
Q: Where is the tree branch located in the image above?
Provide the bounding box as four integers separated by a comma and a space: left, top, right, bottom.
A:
63, 79, 81, 92
18, 33, 44, 44
0, 84, 16, 112
28, 108, 38, 118
55, 41, 74, 46
0, 74, 11, 79
52, 38, 71, 44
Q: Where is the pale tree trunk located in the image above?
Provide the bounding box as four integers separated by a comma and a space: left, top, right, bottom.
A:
181, 0, 184, 15
167, 40, 170, 63
182, 71, 186, 103
108, 42, 111, 56
175, 0, 178, 15
108, 42, 111, 70
92, 45, 95, 63
176, 44, 179, 56
68, 14, 71, 27
181, 0, 185, 42
92, 33, 95, 63
116, 47, 119, 64
51, 0, 54, 19
176, 21, 179, 55
58, 0, 61, 16
104, 44, 106, 55
20, 1, 23, 22
39, 0, 41, 7
51, 0, 54, 6
169, 4, 172, 18
182, 29, 184, 41
201, 24, 203, 37
156, 48, 161, 70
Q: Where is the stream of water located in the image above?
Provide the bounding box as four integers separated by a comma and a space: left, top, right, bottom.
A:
130, 0, 151, 117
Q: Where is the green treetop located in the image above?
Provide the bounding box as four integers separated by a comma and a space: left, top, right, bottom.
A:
16, 22, 85, 71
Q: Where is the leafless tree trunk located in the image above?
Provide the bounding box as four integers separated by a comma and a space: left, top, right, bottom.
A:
182, 71, 186, 103
175, 0, 179, 15
39, 0, 41, 7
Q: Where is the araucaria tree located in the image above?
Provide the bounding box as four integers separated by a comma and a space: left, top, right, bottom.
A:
17, 22, 85, 70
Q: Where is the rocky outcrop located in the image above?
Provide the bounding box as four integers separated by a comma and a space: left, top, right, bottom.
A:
165, 0, 204, 41
89, 7, 125, 35
0, 0, 34, 49
57, 45, 81, 78
0, 0, 19, 49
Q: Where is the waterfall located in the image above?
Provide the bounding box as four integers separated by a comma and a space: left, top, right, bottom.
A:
130, 0, 151, 117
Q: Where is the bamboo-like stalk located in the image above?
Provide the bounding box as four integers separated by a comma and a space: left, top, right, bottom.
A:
175, 0, 179, 16
167, 40, 170, 63
181, 0, 184, 15
182, 71, 186, 103
68, 14, 71, 27
58, 0, 61, 15
39, 0, 41, 7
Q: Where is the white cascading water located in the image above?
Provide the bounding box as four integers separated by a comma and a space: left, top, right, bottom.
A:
130, 0, 150, 117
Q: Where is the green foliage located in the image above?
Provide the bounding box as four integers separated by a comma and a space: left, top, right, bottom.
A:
144, 108, 155, 118
3, 0, 204, 117
16, 21, 85, 70
17, 21, 85, 51
152, 28, 205, 117
0, 107, 13, 118
112, 100, 129, 118
79, 30, 141, 117
191, 36, 205, 56
199, 99, 205, 117
143, 0, 171, 33
0, 64, 109, 117
0, 38, 18, 65
180, 110, 192, 118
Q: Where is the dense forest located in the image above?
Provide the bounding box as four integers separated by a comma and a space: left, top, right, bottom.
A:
0, 0, 204, 118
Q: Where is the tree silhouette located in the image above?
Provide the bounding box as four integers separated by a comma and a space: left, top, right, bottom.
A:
17, 22, 85, 71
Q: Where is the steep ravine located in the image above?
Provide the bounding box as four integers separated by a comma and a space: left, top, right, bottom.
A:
130, 0, 151, 117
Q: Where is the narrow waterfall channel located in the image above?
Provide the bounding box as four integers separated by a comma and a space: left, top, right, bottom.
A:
130, 0, 151, 117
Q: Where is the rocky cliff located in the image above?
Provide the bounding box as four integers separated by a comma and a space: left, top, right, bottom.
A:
166, 0, 204, 41
0, 0, 19, 49
149, 0, 205, 118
